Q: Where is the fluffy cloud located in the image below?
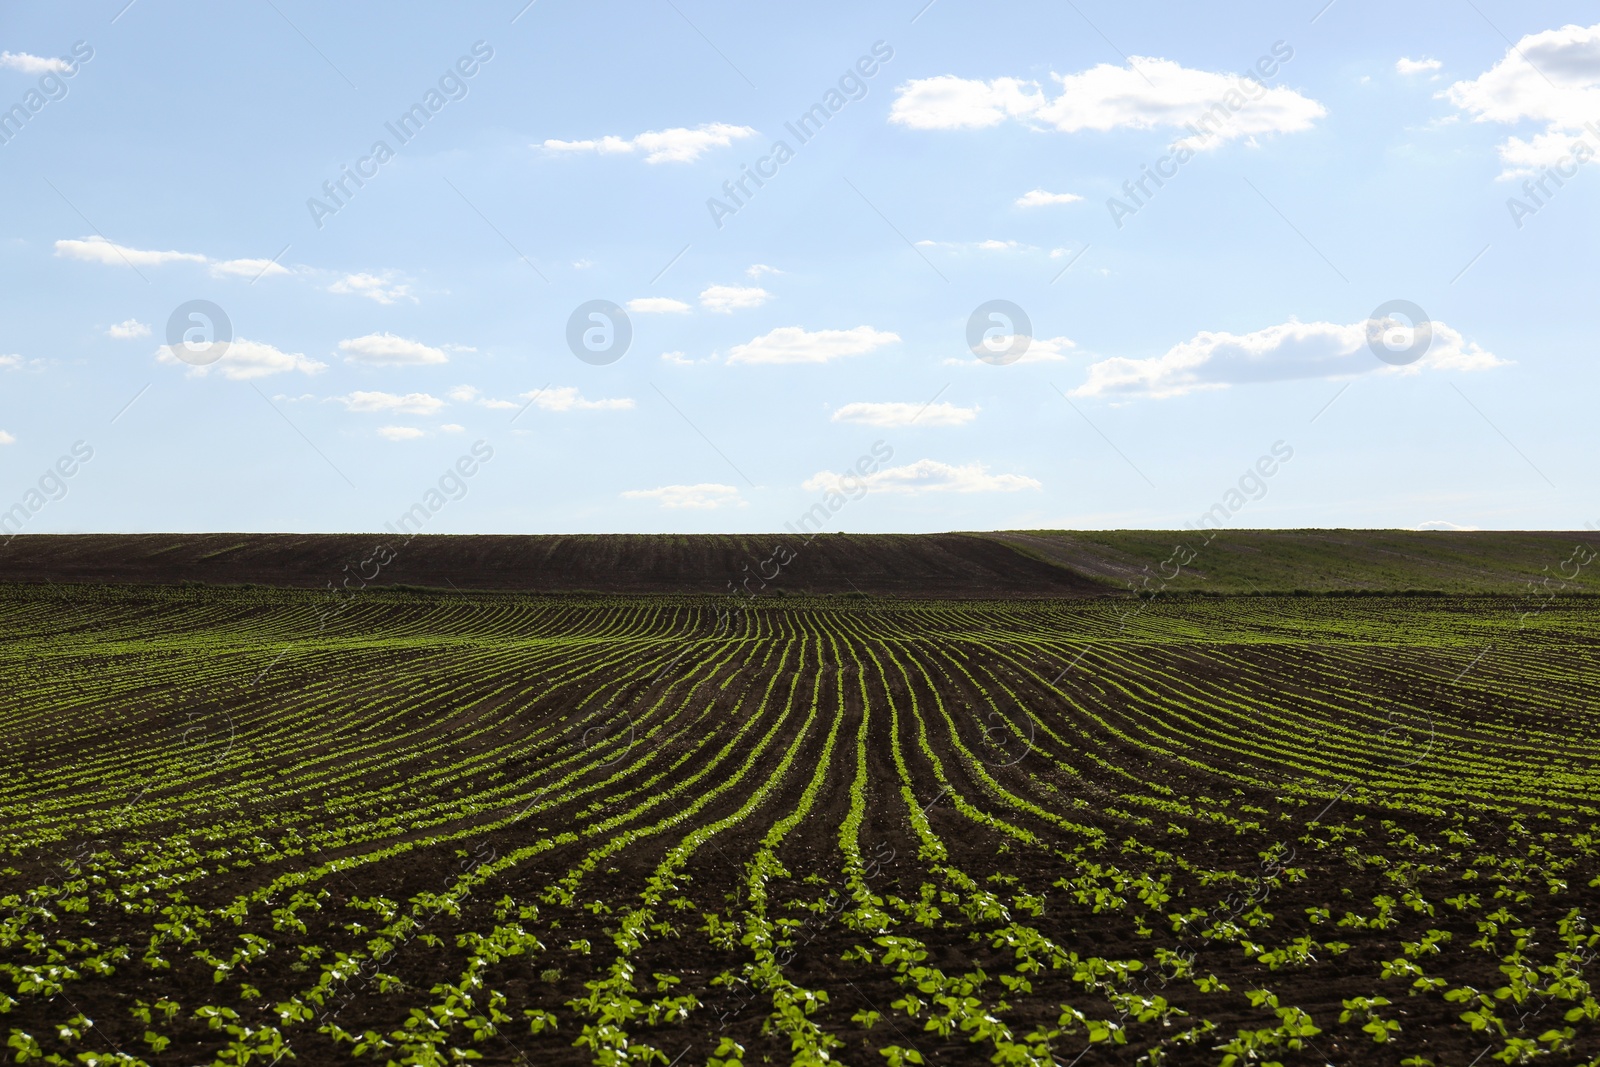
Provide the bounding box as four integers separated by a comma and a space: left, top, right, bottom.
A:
832, 401, 978, 428
889, 75, 1044, 130
699, 284, 770, 312
335, 391, 445, 416
891, 57, 1325, 148
156, 339, 328, 381
1445, 22, 1600, 176
621, 483, 745, 509
726, 326, 899, 365
1015, 188, 1083, 207
329, 272, 414, 304
55, 237, 206, 268
0, 52, 69, 74
339, 333, 449, 366
804, 459, 1040, 495
448, 385, 528, 412
0, 430, 14, 445
107, 319, 151, 340
210, 257, 290, 279
377, 426, 426, 441
914, 238, 1047, 254
627, 297, 692, 314
55, 236, 290, 278
522, 386, 633, 412
1494, 128, 1592, 173
746, 264, 782, 279
942, 335, 1078, 366
1396, 57, 1443, 75
1072, 317, 1506, 399
542, 122, 757, 163
0, 356, 18, 369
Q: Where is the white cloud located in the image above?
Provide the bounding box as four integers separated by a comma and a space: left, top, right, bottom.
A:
54, 236, 290, 278
1072, 317, 1506, 399
55, 236, 206, 268
156, 338, 328, 381
915, 238, 1041, 254
339, 332, 450, 366
445, 384, 528, 409
832, 401, 978, 428
942, 335, 1078, 366
377, 426, 426, 441
889, 75, 1045, 130
1495, 128, 1592, 174
1415, 520, 1479, 531
0, 430, 13, 445
107, 319, 151, 340
329, 272, 414, 304
440, 423, 464, 433
1015, 188, 1084, 207
621, 483, 745, 510
891, 58, 1325, 148
522, 386, 634, 412
746, 263, 782, 279
0, 52, 68, 74
805, 459, 1040, 495
210, 257, 290, 279
1396, 56, 1443, 75
627, 297, 692, 314
1445, 22, 1600, 176
699, 284, 770, 313
660, 350, 697, 366
726, 325, 899, 365
335, 391, 445, 416
1009, 335, 1078, 363
0, 355, 18, 368
542, 122, 757, 163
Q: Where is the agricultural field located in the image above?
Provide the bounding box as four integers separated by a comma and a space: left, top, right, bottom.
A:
6, 530, 1597, 597
3, 582, 1599, 1066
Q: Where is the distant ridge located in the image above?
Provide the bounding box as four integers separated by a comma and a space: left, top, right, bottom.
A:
0, 533, 1106, 598
1, 530, 1594, 597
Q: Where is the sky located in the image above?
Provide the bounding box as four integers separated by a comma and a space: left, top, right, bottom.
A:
2, 0, 1597, 536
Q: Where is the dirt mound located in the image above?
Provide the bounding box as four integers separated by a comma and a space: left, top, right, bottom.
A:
0, 532, 1111, 597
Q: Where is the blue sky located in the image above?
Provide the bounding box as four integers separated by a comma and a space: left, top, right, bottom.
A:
2, 0, 1597, 535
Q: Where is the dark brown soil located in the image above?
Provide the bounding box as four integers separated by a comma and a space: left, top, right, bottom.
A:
0, 532, 1111, 598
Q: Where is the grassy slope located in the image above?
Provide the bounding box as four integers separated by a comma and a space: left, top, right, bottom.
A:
980, 529, 1600, 594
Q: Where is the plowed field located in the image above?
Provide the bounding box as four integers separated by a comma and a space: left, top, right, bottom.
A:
3, 585, 1597, 1066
